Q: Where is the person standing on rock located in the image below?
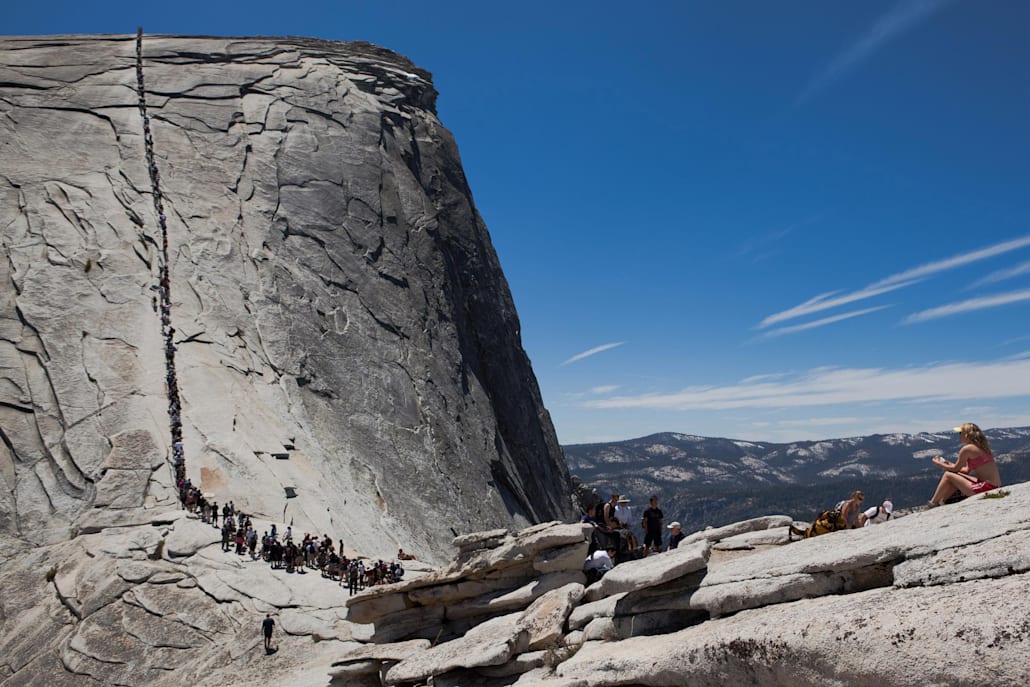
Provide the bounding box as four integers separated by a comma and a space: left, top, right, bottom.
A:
641, 495, 664, 555
615, 496, 634, 528
929, 422, 1003, 506
348, 560, 360, 596
262, 613, 275, 652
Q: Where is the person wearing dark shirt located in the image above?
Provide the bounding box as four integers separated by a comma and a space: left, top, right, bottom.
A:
641, 495, 664, 555
262, 614, 275, 651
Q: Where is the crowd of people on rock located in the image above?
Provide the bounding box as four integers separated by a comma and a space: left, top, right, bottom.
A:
583, 422, 1003, 559
176, 477, 410, 594
578, 492, 689, 582
137, 28, 412, 602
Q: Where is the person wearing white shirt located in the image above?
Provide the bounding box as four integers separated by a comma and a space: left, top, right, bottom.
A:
861, 500, 893, 526
614, 496, 633, 528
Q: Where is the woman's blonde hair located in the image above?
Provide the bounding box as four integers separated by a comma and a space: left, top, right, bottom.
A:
958, 422, 992, 455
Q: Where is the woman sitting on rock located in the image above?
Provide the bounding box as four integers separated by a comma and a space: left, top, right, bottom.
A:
929, 422, 1002, 506
840, 490, 865, 529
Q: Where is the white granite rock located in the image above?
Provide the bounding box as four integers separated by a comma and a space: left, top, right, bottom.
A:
517, 582, 585, 651
555, 574, 1030, 687
384, 612, 529, 685
583, 540, 710, 602
712, 526, 791, 550
680, 515, 794, 546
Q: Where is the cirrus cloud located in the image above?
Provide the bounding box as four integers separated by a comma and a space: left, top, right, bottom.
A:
560, 342, 625, 366
583, 357, 1030, 411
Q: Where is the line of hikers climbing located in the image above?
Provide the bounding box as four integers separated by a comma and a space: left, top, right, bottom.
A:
136, 28, 186, 490
137, 27, 415, 599
177, 478, 412, 594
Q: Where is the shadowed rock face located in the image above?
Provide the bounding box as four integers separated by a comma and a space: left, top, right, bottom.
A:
0, 34, 574, 560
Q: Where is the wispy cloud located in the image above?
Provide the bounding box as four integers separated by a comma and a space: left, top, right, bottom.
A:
770, 416, 886, 428
759, 282, 913, 330
903, 288, 1030, 324
796, 0, 956, 106
759, 234, 1030, 330
968, 259, 1030, 289
736, 216, 820, 262
739, 372, 792, 385
590, 385, 620, 394
872, 234, 1030, 288
583, 357, 1030, 411
561, 342, 625, 366
762, 305, 889, 338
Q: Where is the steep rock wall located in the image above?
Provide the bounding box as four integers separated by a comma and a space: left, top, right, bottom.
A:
0, 34, 574, 561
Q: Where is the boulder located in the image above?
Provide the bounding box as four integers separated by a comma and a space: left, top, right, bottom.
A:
584, 540, 710, 602
445, 572, 586, 621
163, 518, 221, 558
517, 582, 585, 651
712, 526, 791, 550
680, 515, 794, 546
567, 592, 626, 631
555, 574, 1030, 687
384, 612, 529, 685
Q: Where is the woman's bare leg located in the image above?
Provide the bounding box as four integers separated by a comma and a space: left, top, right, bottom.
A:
931, 472, 977, 505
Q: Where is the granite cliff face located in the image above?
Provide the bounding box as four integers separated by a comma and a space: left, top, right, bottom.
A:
0, 34, 574, 561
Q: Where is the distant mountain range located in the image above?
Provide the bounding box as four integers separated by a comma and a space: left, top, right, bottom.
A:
563, 427, 1030, 535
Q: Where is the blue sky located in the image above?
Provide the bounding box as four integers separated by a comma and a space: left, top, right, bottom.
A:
10, 1, 1030, 443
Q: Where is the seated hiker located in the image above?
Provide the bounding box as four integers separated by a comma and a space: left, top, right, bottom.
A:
666, 521, 685, 550
600, 493, 621, 531
840, 491, 865, 529
929, 423, 1003, 506
579, 503, 599, 527
583, 546, 616, 585
860, 500, 893, 526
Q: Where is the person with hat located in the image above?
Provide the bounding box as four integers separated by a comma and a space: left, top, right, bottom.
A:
860, 500, 893, 526
666, 521, 685, 550
614, 495, 634, 528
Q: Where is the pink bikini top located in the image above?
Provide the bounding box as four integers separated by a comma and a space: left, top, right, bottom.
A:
967, 449, 994, 471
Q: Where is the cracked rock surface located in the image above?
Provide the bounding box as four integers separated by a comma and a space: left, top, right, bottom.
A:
0, 33, 574, 561
0, 32, 575, 687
